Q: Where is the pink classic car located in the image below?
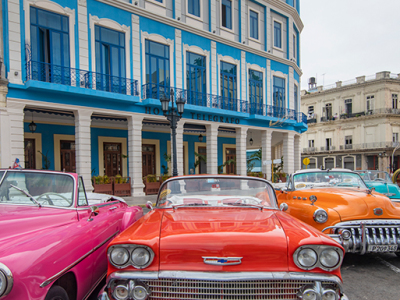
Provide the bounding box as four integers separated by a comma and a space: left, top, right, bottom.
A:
0, 169, 143, 300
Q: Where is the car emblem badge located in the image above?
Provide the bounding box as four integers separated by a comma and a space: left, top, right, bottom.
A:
374, 208, 383, 216
202, 256, 242, 266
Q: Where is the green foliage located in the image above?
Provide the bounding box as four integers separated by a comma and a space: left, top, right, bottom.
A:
92, 175, 111, 185
38, 150, 51, 170
272, 156, 286, 182
194, 152, 207, 170
162, 153, 172, 175
218, 157, 236, 174
144, 174, 157, 183
247, 148, 261, 173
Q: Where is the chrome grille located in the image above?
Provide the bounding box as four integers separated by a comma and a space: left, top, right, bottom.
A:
142, 278, 337, 300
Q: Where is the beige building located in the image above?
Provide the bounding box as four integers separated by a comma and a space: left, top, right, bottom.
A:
301, 71, 400, 172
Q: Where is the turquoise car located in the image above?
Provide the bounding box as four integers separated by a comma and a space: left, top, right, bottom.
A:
355, 170, 400, 200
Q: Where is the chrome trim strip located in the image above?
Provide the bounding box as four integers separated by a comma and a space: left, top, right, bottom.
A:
202, 256, 242, 266
83, 272, 106, 300
0, 203, 76, 210
40, 231, 119, 288
106, 271, 343, 289
0, 262, 13, 298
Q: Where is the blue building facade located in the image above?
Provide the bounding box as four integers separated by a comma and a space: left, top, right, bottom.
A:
1, 0, 306, 195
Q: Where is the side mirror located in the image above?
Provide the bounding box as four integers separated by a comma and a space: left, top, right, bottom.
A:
280, 203, 289, 212
88, 206, 99, 222
146, 201, 154, 210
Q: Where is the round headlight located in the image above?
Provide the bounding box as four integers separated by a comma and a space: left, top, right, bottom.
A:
302, 288, 318, 300
110, 248, 130, 266
322, 289, 338, 300
131, 247, 151, 268
113, 285, 129, 300
298, 248, 318, 268
133, 285, 148, 300
320, 249, 340, 268
0, 270, 6, 296
313, 209, 328, 224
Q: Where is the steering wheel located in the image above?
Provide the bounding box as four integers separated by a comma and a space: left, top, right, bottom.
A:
36, 192, 70, 206
374, 178, 385, 182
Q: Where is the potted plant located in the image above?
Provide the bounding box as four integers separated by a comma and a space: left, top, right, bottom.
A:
92, 175, 113, 194
113, 174, 131, 196
143, 174, 161, 195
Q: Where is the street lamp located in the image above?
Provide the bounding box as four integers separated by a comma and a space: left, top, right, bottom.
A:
392, 142, 400, 173
160, 88, 185, 177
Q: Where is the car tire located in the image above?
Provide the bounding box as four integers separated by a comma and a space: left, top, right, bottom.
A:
45, 286, 69, 300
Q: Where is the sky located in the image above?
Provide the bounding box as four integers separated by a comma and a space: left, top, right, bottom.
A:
300, 1, 400, 90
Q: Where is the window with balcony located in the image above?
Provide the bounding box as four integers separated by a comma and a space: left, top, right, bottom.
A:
220, 61, 237, 110
95, 26, 126, 93
221, 0, 232, 30
308, 106, 314, 118
323, 103, 332, 120
249, 69, 263, 114
345, 135, 352, 149
30, 6, 70, 83
366, 95, 374, 113
344, 99, 352, 115
186, 52, 206, 105
393, 133, 399, 143
308, 140, 315, 148
273, 21, 282, 48
294, 84, 298, 111
188, 0, 200, 17
273, 76, 285, 110
293, 33, 296, 59
326, 138, 332, 151
393, 94, 398, 109
249, 10, 259, 40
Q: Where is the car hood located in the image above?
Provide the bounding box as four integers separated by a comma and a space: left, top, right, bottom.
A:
0, 204, 77, 252
366, 182, 400, 199
158, 208, 288, 272
297, 188, 400, 221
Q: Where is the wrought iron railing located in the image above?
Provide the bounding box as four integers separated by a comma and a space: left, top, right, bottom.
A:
26, 60, 139, 96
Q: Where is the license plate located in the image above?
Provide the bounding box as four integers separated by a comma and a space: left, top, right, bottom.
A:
367, 245, 398, 252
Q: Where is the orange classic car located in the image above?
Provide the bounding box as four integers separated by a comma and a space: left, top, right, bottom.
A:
98, 175, 347, 300
276, 168, 400, 255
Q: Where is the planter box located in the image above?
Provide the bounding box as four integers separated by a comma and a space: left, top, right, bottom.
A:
93, 183, 113, 195
114, 182, 131, 197
144, 181, 161, 195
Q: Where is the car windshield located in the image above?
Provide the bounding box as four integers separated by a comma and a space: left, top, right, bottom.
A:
156, 176, 277, 209
292, 171, 367, 189
0, 171, 75, 207
356, 170, 392, 183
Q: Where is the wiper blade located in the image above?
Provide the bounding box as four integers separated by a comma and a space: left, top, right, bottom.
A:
10, 184, 41, 207
225, 202, 264, 210
172, 203, 210, 209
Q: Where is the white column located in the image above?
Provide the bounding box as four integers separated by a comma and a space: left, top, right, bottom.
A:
266, 7, 271, 53
74, 109, 93, 191
294, 134, 301, 171
240, 1, 246, 44
132, 15, 141, 93
210, 0, 217, 34
127, 115, 145, 196
206, 123, 219, 174
8, 0, 22, 84
78, 0, 89, 71
283, 132, 295, 175
175, 0, 182, 20
173, 121, 185, 176
236, 127, 247, 176
4, 102, 25, 168
266, 60, 271, 105
241, 51, 246, 103
261, 130, 272, 180
289, 67, 294, 110
175, 29, 183, 89
288, 17, 294, 59
211, 41, 217, 96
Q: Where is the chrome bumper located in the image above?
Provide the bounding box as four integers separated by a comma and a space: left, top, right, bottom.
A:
98, 271, 345, 300
323, 219, 400, 254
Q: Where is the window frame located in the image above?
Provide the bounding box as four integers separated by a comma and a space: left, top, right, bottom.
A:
273, 76, 286, 109
248, 68, 263, 114
220, 60, 238, 103
187, 0, 201, 19
392, 94, 398, 109
273, 20, 283, 49
221, 0, 234, 32
249, 9, 259, 41
186, 51, 207, 105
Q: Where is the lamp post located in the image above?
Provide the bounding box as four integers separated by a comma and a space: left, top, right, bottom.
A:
392, 143, 400, 173
160, 88, 185, 177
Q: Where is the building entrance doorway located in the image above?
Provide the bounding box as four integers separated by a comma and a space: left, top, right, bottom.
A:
225, 148, 236, 174
104, 143, 122, 177
24, 139, 36, 169
60, 140, 76, 172
142, 144, 156, 178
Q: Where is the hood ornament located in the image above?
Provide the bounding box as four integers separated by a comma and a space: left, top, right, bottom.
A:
374, 208, 383, 216
202, 257, 242, 266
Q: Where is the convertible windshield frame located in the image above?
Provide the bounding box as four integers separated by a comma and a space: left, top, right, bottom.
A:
156, 175, 278, 209
0, 170, 77, 208
292, 171, 367, 190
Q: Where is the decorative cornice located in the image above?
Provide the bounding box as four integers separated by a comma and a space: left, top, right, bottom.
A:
96, 0, 302, 76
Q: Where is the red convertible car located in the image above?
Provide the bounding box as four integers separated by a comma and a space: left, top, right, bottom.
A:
99, 175, 347, 300
0, 169, 143, 300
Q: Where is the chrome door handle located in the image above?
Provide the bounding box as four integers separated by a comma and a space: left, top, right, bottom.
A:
109, 206, 118, 211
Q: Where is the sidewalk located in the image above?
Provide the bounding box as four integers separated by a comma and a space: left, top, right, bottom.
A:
122, 194, 158, 207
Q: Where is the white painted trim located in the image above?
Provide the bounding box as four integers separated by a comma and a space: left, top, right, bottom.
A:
141, 32, 175, 90
89, 15, 131, 81
341, 155, 356, 169
271, 70, 288, 107
220, 0, 235, 33
98, 136, 128, 177
186, 0, 203, 21
147, 0, 166, 8
248, 8, 260, 42
54, 134, 74, 171
167, 140, 189, 175
24, 132, 42, 169
272, 18, 283, 51
292, 32, 297, 61
323, 156, 336, 169
183, 44, 210, 94
24, 0, 76, 70
218, 54, 240, 100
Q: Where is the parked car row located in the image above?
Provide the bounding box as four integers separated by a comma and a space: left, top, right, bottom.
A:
3, 168, 400, 300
